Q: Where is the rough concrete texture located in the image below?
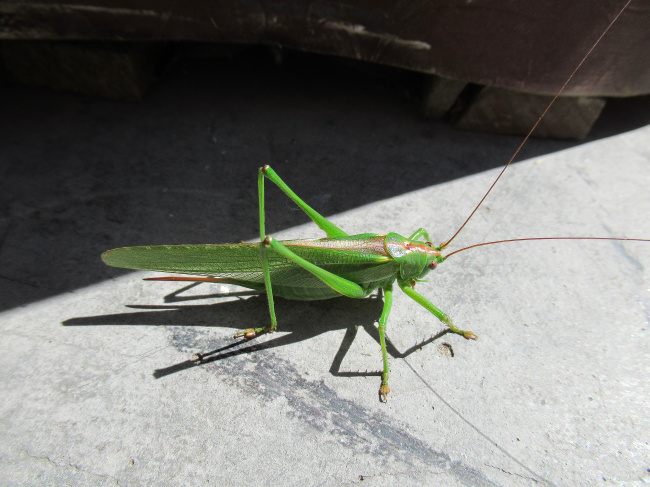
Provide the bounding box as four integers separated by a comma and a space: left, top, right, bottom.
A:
1, 52, 649, 486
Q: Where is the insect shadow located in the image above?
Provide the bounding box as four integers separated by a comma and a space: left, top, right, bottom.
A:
63, 282, 454, 383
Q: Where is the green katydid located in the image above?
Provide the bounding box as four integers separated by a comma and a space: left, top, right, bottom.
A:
102, 0, 647, 402
102, 164, 647, 401
103, 165, 477, 401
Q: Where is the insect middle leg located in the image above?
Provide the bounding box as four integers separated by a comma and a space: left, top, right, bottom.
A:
264, 237, 397, 400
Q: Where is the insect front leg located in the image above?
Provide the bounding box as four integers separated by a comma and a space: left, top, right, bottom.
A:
407, 228, 433, 242
398, 279, 477, 340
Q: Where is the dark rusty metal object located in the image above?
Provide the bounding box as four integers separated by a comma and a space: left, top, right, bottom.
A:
449, 86, 607, 139
1, 0, 648, 97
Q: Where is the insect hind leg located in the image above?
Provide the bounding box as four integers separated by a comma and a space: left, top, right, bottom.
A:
378, 283, 393, 402
259, 166, 348, 238
240, 166, 356, 340
263, 236, 368, 299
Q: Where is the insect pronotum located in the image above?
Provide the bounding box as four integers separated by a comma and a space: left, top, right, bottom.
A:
102, 0, 647, 401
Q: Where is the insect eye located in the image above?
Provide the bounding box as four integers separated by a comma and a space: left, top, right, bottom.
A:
429, 261, 437, 270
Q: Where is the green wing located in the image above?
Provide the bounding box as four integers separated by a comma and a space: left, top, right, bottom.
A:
102, 235, 398, 300
103, 243, 269, 279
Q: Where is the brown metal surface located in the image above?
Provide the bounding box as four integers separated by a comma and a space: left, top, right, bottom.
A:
1, 0, 648, 96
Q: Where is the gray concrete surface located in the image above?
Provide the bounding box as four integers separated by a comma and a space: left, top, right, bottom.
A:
1, 51, 649, 486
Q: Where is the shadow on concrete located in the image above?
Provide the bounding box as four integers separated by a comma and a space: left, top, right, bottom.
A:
2, 47, 650, 312
62, 285, 452, 386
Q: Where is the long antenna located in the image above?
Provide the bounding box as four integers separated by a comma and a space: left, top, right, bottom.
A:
441, 0, 632, 250
444, 237, 650, 259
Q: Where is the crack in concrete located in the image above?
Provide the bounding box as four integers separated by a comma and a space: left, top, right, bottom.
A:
485, 462, 541, 484
25, 450, 124, 486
